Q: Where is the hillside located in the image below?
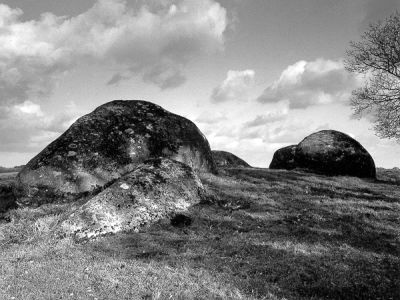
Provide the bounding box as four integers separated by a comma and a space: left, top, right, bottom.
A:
0, 167, 399, 299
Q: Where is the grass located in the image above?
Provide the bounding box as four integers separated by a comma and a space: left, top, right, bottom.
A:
0, 167, 399, 299
0, 175, 17, 213
0, 172, 18, 179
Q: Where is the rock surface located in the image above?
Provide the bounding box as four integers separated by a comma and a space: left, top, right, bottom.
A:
15, 100, 215, 206
212, 150, 251, 168
270, 130, 376, 178
61, 158, 204, 240
269, 145, 297, 170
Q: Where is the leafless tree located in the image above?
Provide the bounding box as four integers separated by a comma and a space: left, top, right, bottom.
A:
345, 11, 400, 139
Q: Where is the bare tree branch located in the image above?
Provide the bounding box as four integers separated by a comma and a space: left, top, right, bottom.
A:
345, 11, 400, 140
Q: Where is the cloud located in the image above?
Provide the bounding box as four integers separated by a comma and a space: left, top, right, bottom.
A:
211, 69, 255, 103
13, 101, 44, 117
237, 112, 330, 146
0, 101, 82, 152
244, 108, 289, 128
106, 73, 128, 86
195, 111, 227, 124
0, 0, 227, 104
257, 59, 360, 109
263, 121, 330, 144
0, 0, 227, 152
195, 111, 228, 138
142, 63, 186, 89
107, 63, 186, 88
204, 114, 327, 167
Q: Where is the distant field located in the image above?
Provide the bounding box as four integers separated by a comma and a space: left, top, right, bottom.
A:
0, 167, 399, 299
0, 172, 18, 180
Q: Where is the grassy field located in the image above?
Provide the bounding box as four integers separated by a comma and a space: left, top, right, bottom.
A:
0, 172, 18, 180
0, 168, 399, 299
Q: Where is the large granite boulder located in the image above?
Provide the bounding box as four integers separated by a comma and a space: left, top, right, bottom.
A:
15, 100, 216, 207
61, 158, 204, 240
269, 145, 297, 170
270, 130, 376, 178
212, 150, 251, 168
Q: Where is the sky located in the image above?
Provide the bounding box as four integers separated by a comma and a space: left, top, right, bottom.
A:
0, 0, 400, 168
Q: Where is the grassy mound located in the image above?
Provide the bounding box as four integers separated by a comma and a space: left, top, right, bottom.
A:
0, 168, 399, 299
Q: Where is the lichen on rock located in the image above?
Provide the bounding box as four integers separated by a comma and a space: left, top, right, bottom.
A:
15, 100, 216, 207
61, 158, 205, 240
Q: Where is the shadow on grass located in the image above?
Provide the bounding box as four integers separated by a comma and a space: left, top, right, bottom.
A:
0, 178, 17, 216
87, 168, 400, 300
308, 185, 399, 203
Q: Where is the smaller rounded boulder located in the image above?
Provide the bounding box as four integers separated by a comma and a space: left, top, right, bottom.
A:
212, 150, 251, 168
269, 145, 297, 170
270, 130, 376, 178
61, 158, 205, 240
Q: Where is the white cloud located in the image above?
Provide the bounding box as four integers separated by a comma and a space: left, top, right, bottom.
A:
41, 102, 82, 133
0, 0, 227, 104
211, 69, 255, 102
13, 101, 44, 117
0, 101, 82, 152
195, 111, 227, 124
0, 0, 227, 153
262, 121, 329, 144
257, 59, 360, 109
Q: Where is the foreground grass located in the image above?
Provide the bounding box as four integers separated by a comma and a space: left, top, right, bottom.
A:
0, 168, 399, 299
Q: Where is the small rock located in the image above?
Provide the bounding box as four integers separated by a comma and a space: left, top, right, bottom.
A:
124, 128, 134, 135
120, 183, 130, 190
67, 151, 77, 157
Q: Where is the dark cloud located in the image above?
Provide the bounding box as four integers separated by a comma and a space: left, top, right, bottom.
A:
142, 64, 186, 90
107, 73, 128, 86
